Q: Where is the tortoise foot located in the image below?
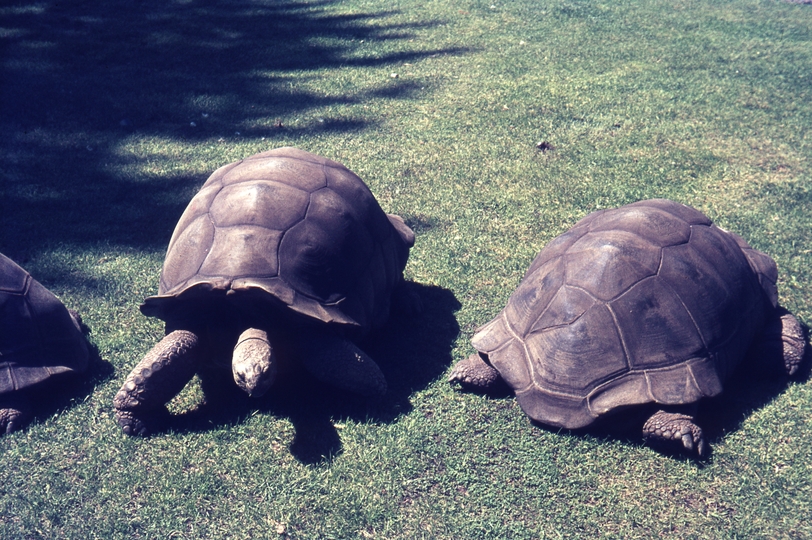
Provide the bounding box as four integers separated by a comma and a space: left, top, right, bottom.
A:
448, 353, 503, 391
643, 410, 706, 457
0, 404, 30, 435
114, 406, 170, 437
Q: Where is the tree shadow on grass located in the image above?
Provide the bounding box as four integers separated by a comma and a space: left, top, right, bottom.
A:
166, 281, 461, 464
0, 0, 467, 260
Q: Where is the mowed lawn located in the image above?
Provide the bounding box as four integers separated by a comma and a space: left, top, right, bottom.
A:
1, 0, 811, 538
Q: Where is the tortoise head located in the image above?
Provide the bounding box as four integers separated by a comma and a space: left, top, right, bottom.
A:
231, 328, 277, 397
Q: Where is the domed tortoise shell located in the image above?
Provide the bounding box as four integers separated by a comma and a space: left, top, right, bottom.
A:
0, 253, 89, 396
140, 147, 414, 333
471, 199, 779, 429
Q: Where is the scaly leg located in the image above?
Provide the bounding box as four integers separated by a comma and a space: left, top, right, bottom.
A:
746, 308, 807, 377
448, 353, 503, 391
643, 410, 706, 457
297, 330, 387, 397
113, 330, 201, 436
0, 395, 31, 435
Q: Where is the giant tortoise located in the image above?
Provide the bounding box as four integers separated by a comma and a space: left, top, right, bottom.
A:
0, 253, 89, 434
114, 147, 415, 435
449, 199, 806, 456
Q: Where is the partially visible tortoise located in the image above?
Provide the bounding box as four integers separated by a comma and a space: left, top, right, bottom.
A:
114, 147, 415, 435
449, 199, 807, 456
0, 253, 90, 434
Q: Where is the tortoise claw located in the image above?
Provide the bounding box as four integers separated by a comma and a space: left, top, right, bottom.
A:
681, 433, 694, 453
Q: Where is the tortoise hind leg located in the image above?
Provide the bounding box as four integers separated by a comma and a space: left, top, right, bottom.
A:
113, 330, 201, 436
448, 353, 503, 391
0, 395, 31, 435
296, 330, 387, 397
642, 409, 707, 457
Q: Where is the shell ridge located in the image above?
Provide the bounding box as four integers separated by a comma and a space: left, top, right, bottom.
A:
643, 371, 656, 402
0, 356, 15, 391
525, 284, 593, 335
500, 311, 535, 394
187, 212, 216, 291
604, 302, 632, 372
685, 359, 704, 397
319, 162, 330, 188
23, 294, 47, 367
657, 269, 709, 353
524, 282, 563, 339
275, 191, 314, 282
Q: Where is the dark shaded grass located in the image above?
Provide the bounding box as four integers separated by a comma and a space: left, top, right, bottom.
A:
1, 0, 465, 255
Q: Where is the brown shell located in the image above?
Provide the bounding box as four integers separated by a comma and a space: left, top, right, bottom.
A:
472, 199, 778, 429
0, 253, 89, 395
141, 147, 414, 331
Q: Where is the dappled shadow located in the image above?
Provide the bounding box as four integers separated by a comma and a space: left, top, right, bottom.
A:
0, 0, 466, 259
165, 282, 460, 464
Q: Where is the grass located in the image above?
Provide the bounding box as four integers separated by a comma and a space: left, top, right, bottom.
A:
1, 0, 811, 537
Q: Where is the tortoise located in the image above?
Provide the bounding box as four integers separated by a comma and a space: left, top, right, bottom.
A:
449, 199, 807, 456
0, 253, 90, 434
114, 147, 415, 435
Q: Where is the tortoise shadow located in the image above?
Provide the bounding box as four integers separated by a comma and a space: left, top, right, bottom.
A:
698, 324, 811, 452
168, 281, 461, 464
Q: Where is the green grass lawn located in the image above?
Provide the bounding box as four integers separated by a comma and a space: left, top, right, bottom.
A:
2, 0, 811, 537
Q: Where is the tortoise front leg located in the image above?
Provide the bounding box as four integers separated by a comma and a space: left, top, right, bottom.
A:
113, 330, 201, 436
297, 330, 387, 397
642, 409, 707, 457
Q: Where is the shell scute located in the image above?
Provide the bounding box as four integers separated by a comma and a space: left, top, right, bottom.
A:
611, 277, 705, 370
220, 155, 327, 192
627, 198, 711, 226
563, 230, 662, 301
200, 225, 283, 280
504, 258, 567, 337
209, 181, 309, 230
522, 303, 628, 396
527, 285, 593, 337
159, 213, 215, 294
588, 206, 692, 247
278, 187, 374, 305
